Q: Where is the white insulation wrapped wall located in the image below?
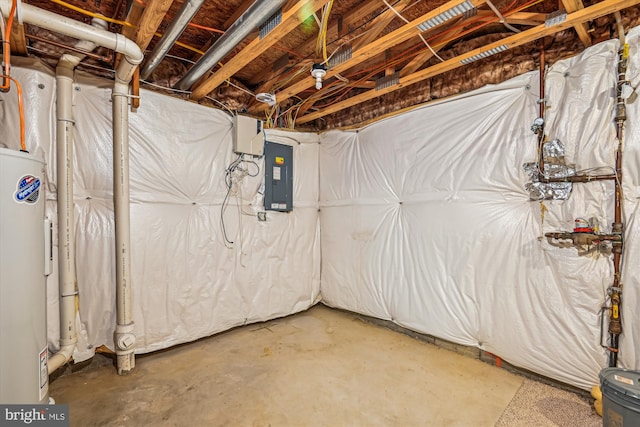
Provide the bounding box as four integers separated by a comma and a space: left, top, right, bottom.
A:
0, 60, 320, 358
0, 25, 638, 391
320, 28, 640, 390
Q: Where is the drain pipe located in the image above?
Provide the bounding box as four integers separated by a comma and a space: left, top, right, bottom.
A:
50, 17, 108, 374
174, 0, 286, 90
0, 0, 143, 375
112, 74, 136, 374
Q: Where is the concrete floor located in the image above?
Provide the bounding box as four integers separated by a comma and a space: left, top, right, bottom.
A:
49, 306, 593, 426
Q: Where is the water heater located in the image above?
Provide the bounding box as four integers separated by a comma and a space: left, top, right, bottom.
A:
0, 147, 49, 404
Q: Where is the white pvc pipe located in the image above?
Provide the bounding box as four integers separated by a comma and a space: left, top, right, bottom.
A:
50, 18, 107, 374
112, 81, 136, 374
0, 0, 143, 375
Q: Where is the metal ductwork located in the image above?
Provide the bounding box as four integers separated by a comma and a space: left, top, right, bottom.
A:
174, 0, 286, 91
140, 0, 206, 80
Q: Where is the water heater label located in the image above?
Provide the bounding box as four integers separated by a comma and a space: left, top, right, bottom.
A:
15, 175, 41, 204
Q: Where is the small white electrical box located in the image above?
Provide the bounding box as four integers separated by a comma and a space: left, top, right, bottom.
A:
233, 115, 264, 156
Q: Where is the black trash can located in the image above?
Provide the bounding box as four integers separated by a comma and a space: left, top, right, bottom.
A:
600, 368, 640, 426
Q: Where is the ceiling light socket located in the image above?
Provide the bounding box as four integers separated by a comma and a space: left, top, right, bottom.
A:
256, 92, 276, 106
311, 63, 327, 90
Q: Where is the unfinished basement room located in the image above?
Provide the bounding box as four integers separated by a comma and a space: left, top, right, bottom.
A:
1, 0, 640, 426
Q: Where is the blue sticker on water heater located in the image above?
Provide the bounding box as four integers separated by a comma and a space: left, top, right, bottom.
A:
15, 175, 41, 204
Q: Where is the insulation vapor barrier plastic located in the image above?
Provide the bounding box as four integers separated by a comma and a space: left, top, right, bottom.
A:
319, 28, 640, 390
1, 25, 639, 390
0, 59, 320, 358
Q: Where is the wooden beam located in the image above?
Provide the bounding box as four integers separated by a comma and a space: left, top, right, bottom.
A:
505, 12, 546, 26
123, 2, 146, 41
296, 0, 639, 125
251, 0, 488, 113
399, 26, 464, 77
247, 0, 384, 89
296, 0, 385, 58
191, 0, 288, 62
352, 0, 411, 52
223, 0, 255, 29
9, 23, 28, 56
135, 0, 175, 51
399, 10, 546, 77
560, 0, 591, 47
118, 1, 146, 109
130, 0, 175, 108
190, 0, 332, 100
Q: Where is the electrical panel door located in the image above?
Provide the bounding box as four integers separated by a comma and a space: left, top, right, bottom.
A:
264, 141, 293, 212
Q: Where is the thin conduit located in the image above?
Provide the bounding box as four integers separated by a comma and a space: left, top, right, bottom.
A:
486, 0, 521, 33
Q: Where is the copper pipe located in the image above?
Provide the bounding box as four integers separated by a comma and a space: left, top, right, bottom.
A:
539, 41, 545, 119
540, 174, 616, 183
544, 232, 622, 242
608, 40, 627, 367
25, 33, 113, 62
537, 41, 546, 174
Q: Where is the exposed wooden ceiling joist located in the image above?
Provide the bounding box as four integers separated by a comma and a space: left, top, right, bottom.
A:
294, 0, 389, 58
399, 9, 547, 77
190, 0, 333, 100
351, 0, 412, 52
560, 0, 592, 47
504, 12, 546, 26
122, 1, 146, 41
399, 28, 456, 77
135, 0, 176, 50
120, 1, 146, 109
9, 23, 28, 56
248, 0, 389, 94
296, 0, 639, 125
250, 0, 488, 114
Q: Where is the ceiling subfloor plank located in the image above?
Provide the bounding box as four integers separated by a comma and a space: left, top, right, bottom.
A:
190, 0, 332, 101
560, 0, 592, 47
296, 0, 638, 125
251, 0, 488, 113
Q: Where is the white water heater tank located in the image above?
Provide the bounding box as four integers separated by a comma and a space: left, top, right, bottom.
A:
0, 147, 49, 404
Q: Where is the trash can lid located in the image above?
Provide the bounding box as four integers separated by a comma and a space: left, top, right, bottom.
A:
600, 368, 640, 400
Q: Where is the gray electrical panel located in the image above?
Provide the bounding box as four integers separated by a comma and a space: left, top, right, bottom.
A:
264, 141, 293, 212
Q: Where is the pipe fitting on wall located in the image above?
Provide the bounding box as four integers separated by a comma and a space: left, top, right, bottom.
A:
115, 323, 136, 355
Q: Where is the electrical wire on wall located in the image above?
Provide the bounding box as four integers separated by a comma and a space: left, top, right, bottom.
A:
220, 154, 260, 253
